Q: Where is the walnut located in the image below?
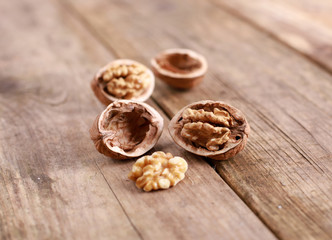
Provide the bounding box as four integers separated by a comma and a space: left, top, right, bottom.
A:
151, 49, 207, 89
169, 100, 250, 160
91, 59, 155, 105
89, 100, 163, 160
128, 151, 188, 192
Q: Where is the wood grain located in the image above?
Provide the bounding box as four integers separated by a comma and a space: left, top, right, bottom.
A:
212, 0, 332, 72
0, 0, 277, 239
61, 0, 332, 239
0, 0, 140, 239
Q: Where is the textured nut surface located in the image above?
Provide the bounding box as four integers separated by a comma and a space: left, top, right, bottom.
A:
90, 100, 163, 159
91, 59, 154, 105
181, 108, 233, 151
169, 100, 250, 160
103, 63, 150, 99
151, 49, 207, 89
128, 151, 188, 192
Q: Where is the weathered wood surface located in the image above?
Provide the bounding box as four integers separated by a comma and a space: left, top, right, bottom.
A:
2, 0, 332, 239
213, 0, 332, 72
0, 0, 278, 239
61, 0, 332, 239
0, 0, 140, 239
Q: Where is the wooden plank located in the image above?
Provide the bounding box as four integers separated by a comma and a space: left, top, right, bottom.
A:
0, 0, 140, 239
0, 0, 277, 239
211, 0, 332, 72
61, 0, 332, 239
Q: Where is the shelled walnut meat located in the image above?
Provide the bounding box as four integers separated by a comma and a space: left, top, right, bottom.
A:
151, 48, 207, 89
90, 100, 163, 159
169, 100, 250, 160
91, 59, 155, 105
128, 151, 188, 192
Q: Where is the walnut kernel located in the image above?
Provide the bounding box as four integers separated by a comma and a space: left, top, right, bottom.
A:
182, 108, 233, 127
103, 63, 150, 99
128, 151, 188, 192
181, 122, 231, 151
181, 108, 233, 151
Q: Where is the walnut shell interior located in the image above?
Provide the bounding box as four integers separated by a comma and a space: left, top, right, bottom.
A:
90, 100, 163, 159
168, 100, 250, 160
91, 59, 155, 105
156, 53, 202, 74
151, 49, 207, 89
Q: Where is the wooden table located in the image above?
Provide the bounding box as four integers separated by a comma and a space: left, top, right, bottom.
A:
1, 0, 332, 239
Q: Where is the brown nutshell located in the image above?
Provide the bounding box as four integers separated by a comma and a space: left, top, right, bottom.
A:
151, 49, 207, 89
91, 59, 155, 105
90, 100, 163, 160
168, 100, 250, 160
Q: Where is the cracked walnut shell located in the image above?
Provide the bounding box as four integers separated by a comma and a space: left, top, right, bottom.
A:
91, 59, 155, 105
151, 48, 207, 89
128, 151, 188, 192
168, 100, 250, 160
90, 100, 163, 159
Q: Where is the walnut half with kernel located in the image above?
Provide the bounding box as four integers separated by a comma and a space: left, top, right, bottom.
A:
89, 100, 163, 160
169, 100, 250, 160
91, 59, 155, 105
128, 151, 188, 192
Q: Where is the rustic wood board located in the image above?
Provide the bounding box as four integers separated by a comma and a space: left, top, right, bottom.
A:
61, 0, 332, 239
0, 0, 278, 239
0, 0, 140, 239
212, 0, 332, 72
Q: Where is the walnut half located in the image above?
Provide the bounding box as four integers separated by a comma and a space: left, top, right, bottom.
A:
90, 100, 163, 159
128, 151, 188, 192
151, 49, 207, 89
91, 59, 155, 105
168, 100, 250, 160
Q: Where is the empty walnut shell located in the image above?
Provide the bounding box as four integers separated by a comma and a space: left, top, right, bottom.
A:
151, 49, 208, 89
91, 59, 155, 105
168, 100, 250, 160
90, 100, 163, 160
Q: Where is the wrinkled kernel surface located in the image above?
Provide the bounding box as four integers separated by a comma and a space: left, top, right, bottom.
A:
181, 108, 233, 151
128, 151, 188, 192
102, 63, 150, 99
